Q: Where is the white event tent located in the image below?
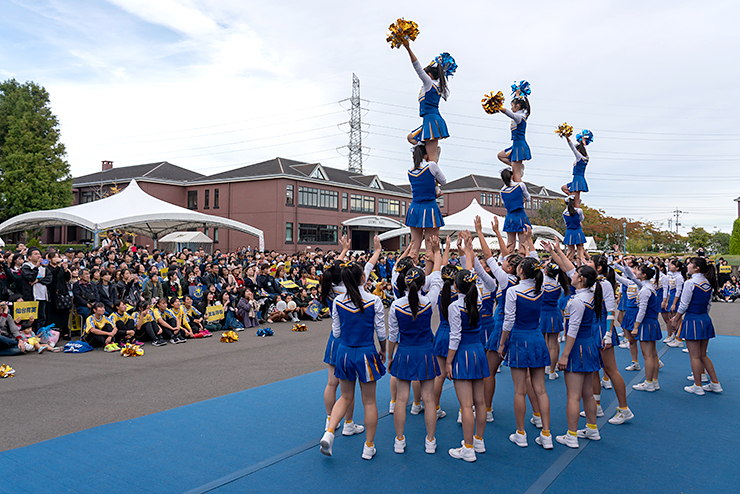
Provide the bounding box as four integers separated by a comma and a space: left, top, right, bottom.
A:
0, 180, 265, 250
378, 199, 564, 243
158, 231, 214, 254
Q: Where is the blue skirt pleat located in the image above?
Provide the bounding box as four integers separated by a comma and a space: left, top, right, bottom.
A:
503, 209, 531, 233
539, 309, 564, 334
679, 313, 715, 340
565, 336, 603, 373
504, 330, 551, 369
390, 343, 441, 381
323, 333, 339, 365
637, 319, 662, 341
433, 321, 450, 358
412, 113, 450, 141
505, 141, 531, 162
405, 200, 445, 229
451, 343, 491, 380
567, 175, 589, 193
564, 229, 587, 246
334, 344, 386, 383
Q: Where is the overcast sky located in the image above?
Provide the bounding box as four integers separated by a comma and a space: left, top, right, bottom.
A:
2, 0, 739, 234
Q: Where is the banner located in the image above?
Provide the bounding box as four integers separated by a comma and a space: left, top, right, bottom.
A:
719, 265, 732, 274
306, 300, 321, 320
305, 279, 320, 287
176, 259, 186, 265
69, 312, 82, 333
279, 280, 299, 289
13, 301, 38, 321
189, 285, 205, 300
206, 305, 224, 322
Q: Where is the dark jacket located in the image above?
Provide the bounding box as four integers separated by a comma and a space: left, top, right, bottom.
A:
96, 282, 119, 311
73, 281, 98, 307
20, 261, 52, 301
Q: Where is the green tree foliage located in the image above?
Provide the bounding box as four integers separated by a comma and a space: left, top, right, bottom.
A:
709, 231, 731, 255
530, 199, 566, 231
0, 79, 72, 221
730, 219, 740, 255
687, 227, 711, 251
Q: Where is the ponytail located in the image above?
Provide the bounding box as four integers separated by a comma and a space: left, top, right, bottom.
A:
593, 281, 603, 320
577, 265, 602, 319
672, 259, 688, 281
340, 263, 365, 312
567, 197, 576, 217
520, 257, 543, 293
455, 270, 479, 328
501, 168, 512, 187
547, 263, 570, 295
412, 145, 426, 170
404, 267, 426, 320
692, 257, 719, 294
320, 262, 339, 308
440, 265, 458, 322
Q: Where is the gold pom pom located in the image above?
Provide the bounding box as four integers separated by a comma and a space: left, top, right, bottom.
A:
481, 91, 505, 114
555, 123, 574, 138
386, 18, 420, 49
292, 323, 307, 332
120, 343, 144, 357
0, 364, 16, 378
221, 331, 239, 343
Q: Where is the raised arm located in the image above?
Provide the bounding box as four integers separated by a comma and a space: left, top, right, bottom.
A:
403, 40, 433, 92
441, 236, 451, 266
542, 241, 575, 275
336, 235, 350, 261
365, 235, 382, 277
566, 136, 586, 161
474, 216, 493, 261
491, 216, 509, 259
501, 107, 523, 124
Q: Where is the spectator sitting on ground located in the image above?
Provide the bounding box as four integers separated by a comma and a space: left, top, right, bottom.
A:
268, 294, 290, 323
19, 319, 59, 353
0, 301, 24, 356
183, 295, 204, 333
82, 302, 123, 351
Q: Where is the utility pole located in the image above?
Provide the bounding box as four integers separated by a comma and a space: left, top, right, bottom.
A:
348, 73, 363, 174
672, 208, 685, 234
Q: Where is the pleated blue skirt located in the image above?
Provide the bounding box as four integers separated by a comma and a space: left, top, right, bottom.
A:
390, 343, 441, 381
505, 140, 531, 162
659, 289, 676, 313
484, 319, 503, 352
451, 342, 491, 380
565, 336, 603, 373
621, 306, 638, 334
539, 309, 564, 334
637, 319, 662, 341
564, 228, 587, 246
567, 175, 589, 193
405, 200, 445, 229
504, 330, 551, 369
679, 313, 715, 341
503, 209, 531, 233
594, 318, 619, 348
323, 333, 340, 365
411, 113, 450, 141
335, 344, 386, 383
480, 315, 494, 346
433, 321, 450, 358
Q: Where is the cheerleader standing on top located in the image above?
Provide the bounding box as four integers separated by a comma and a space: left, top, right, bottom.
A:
401, 38, 452, 165
498, 257, 554, 450
500, 167, 532, 254
387, 237, 443, 454
560, 131, 593, 208
540, 262, 568, 380
542, 241, 603, 449
671, 257, 722, 395
497, 82, 532, 183
665, 259, 687, 347
433, 238, 458, 419
320, 261, 387, 460
563, 198, 587, 264
405, 145, 447, 259
446, 231, 490, 462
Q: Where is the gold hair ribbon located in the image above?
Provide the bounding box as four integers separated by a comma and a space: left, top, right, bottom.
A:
340, 260, 356, 269
463, 272, 478, 284
404, 270, 422, 286
323, 263, 334, 272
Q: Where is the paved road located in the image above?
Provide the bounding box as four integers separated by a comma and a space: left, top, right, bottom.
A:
2, 302, 737, 452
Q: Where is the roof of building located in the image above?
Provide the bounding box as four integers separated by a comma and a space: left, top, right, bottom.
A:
442, 174, 565, 198
73, 162, 205, 187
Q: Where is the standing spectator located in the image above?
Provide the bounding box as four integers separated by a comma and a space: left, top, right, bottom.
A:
96, 270, 119, 314
20, 247, 52, 328
162, 271, 181, 299
46, 251, 72, 339
101, 231, 123, 252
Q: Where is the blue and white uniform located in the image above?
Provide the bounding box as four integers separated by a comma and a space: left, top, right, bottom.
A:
502, 279, 549, 368
388, 272, 443, 381
332, 288, 387, 382
566, 140, 589, 193
409, 60, 449, 142
405, 160, 446, 229
615, 266, 640, 333
593, 278, 618, 348
676, 273, 714, 341
501, 181, 531, 233
564, 277, 603, 372
658, 270, 671, 313
461, 256, 498, 345
563, 207, 586, 246
539, 275, 564, 334
633, 278, 662, 341
502, 108, 531, 161
671, 271, 685, 312
448, 291, 490, 380
433, 284, 457, 358
484, 255, 518, 353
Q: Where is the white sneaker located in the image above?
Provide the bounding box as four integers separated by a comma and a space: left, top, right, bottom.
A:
320, 431, 334, 456
342, 421, 365, 436
667, 339, 684, 348
535, 433, 554, 450
682, 348, 689, 353
486, 410, 494, 422
389, 401, 395, 414
530, 415, 543, 428
449, 445, 476, 462
608, 408, 634, 425
618, 340, 630, 349
437, 408, 447, 419
410, 402, 424, 415
684, 384, 705, 395
463, 437, 486, 453
632, 381, 655, 392
687, 373, 709, 383
601, 377, 612, 389
362, 443, 376, 460
558, 333, 566, 342
425, 437, 437, 454
663, 335, 675, 343
549, 372, 559, 380
702, 382, 723, 393
394, 436, 406, 453
652, 380, 660, 390
625, 361, 641, 371
497, 366, 501, 373
457, 410, 463, 424
556, 433, 579, 449
576, 427, 601, 440
580, 405, 604, 418
509, 432, 528, 448
545, 365, 550, 374
659, 360, 665, 369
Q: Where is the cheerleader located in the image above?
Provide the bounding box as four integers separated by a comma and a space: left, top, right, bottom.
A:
320, 261, 387, 459
387, 237, 443, 454
498, 257, 553, 450
497, 83, 531, 183
401, 39, 450, 165
614, 259, 641, 370
446, 232, 490, 462
586, 255, 634, 424
500, 167, 531, 254
563, 198, 586, 264
543, 241, 603, 448
665, 259, 687, 347
657, 260, 672, 337
405, 145, 447, 259
540, 262, 568, 380
560, 131, 592, 208
433, 239, 458, 419
671, 257, 722, 395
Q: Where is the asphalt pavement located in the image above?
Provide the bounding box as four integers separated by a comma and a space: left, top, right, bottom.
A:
1, 302, 737, 452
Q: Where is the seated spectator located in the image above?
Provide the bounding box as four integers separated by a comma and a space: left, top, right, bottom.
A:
151, 297, 185, 344
73, 268, 98, 319
221, 291, 244, 331
162, 271, 181, 299
284, 294, 300, 322
108, 300, 137, 344
267, 294, 290, 323
0, 301, 24, 356
133, 300, 166, 346
237, 288, 260, 328
19, 319, 59, 353
169, 296, 197, 339
294, 288, 312, 320
82, 302, 123, 351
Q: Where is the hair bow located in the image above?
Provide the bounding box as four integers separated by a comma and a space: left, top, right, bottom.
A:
511, 80, 531, 99
404, 270, 422, 286
463, 272, 478, 284
323, 263, 334, 272
432, 52, 458, 78
499, 166, 512, 174
576, 129, 594, 146
340, 260, 356, 269
441, 272, 456, 281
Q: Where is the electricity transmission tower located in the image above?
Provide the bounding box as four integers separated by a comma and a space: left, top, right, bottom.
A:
347, 74, 364, 174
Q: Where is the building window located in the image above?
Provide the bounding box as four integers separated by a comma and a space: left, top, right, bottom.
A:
487, 193, 493, 206
187, 191, 198, 209
401, 201, 406, 217
204, 190, 210, 209
495, 193, 501, 207
214, 189, 219, 209
370, 177, 382, 189
298, 187, 337, 209
363, 196, 375, 214
204, 227, 209, 236
286, 184, 294, 206
342, 192, 348, 211
350, 194, 363, 212
437, 196, 444, 208
480, 193, 486, 205
319, 190, 338, 209
378, 198, 400, 216
350, 194, 376, 213
80, 191, 95, 204
286, 222, 293, 243
81, 229, 93, 241
213, 228, 219, 243
67, 225, 77, 242
310, 166, 328, 180
298, 224, 338, 244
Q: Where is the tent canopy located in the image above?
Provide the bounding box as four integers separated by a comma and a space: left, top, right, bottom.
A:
378, 199, 564, 242
158, 231, 213, 244
0, 180, 264, 250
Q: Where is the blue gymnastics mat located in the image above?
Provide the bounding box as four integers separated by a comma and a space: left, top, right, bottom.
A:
2, 335, 737, 494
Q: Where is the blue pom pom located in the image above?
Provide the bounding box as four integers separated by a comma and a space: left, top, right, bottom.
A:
576, 129, 594, 146
434, 52, 457, 78
511, 80, 531, 98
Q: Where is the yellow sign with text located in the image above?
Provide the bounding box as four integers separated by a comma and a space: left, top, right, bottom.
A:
206, 305, 224, 322
13, 301, 39, 321
719, 265, 732, 274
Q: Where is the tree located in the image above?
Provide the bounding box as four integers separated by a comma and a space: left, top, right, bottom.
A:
687, 227, 711, 251
709, 231, 731, 255
530, 199, 566, 231
730, 219, 740, 255
0, 79, 72, 221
